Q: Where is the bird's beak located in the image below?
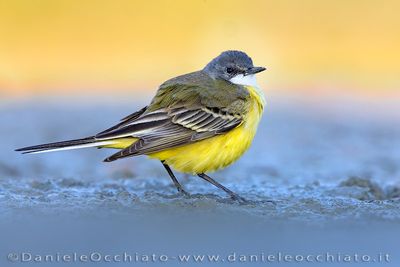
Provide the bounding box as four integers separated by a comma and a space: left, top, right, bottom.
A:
245, 66, 266, 76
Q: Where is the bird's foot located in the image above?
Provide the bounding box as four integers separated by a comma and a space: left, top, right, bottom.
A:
177, 187, 190, 197
229, 193, 248, 204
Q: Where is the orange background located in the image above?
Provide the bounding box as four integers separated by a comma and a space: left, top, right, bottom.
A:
0, 0, 399, 99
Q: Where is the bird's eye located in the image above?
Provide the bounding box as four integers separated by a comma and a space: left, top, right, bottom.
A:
226, 67, 235, 74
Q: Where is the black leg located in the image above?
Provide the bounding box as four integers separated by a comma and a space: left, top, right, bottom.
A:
161, 161, 189, 196
197, 173, 247, 203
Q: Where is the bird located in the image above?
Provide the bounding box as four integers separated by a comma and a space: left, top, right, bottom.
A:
16, 50, 266, 202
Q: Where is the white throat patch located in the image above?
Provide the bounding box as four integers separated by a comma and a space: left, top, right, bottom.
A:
229, 74, 265, 104
229, 74, 259, 88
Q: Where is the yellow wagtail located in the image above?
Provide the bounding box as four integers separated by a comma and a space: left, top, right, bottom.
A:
16, 50, 266, 202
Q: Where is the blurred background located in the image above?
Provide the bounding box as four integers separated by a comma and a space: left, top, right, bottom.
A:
1, 1, 400, 266
0, 0, 399, 100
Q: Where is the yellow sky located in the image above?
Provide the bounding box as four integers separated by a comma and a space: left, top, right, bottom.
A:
0, 0, 399, 98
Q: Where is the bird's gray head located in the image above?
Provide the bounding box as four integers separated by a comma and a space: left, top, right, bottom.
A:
203, 50, 266, 87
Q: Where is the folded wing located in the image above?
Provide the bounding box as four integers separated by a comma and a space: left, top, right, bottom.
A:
101, 107, 242, 161
97, 71, 249, 162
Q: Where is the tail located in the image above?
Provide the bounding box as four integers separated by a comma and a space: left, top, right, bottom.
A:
15, 136, 115, 154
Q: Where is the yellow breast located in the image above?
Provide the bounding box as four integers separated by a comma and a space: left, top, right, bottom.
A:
149, 86, 265, 174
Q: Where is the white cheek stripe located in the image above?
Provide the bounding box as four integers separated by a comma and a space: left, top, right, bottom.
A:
229, 74, 259, 88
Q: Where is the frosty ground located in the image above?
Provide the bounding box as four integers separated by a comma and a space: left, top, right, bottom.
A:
0, 94, 399, 266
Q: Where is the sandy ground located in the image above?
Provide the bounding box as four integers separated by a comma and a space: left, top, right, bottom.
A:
0, 94, 399, 266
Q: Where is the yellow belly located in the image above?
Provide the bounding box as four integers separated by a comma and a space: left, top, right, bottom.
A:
149, 86, 264, 174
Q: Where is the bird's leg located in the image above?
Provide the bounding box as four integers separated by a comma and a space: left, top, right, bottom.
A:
197, 173, 247, 203
161, 161, 189, 196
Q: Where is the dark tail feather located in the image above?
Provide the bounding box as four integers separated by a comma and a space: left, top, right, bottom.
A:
103, 146, 132, 162
15, 136, 99, 154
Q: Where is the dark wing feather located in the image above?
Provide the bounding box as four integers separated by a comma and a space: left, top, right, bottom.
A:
103, 107, 242, 162
96, 106, 148, 136
95, 110, 171, 139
